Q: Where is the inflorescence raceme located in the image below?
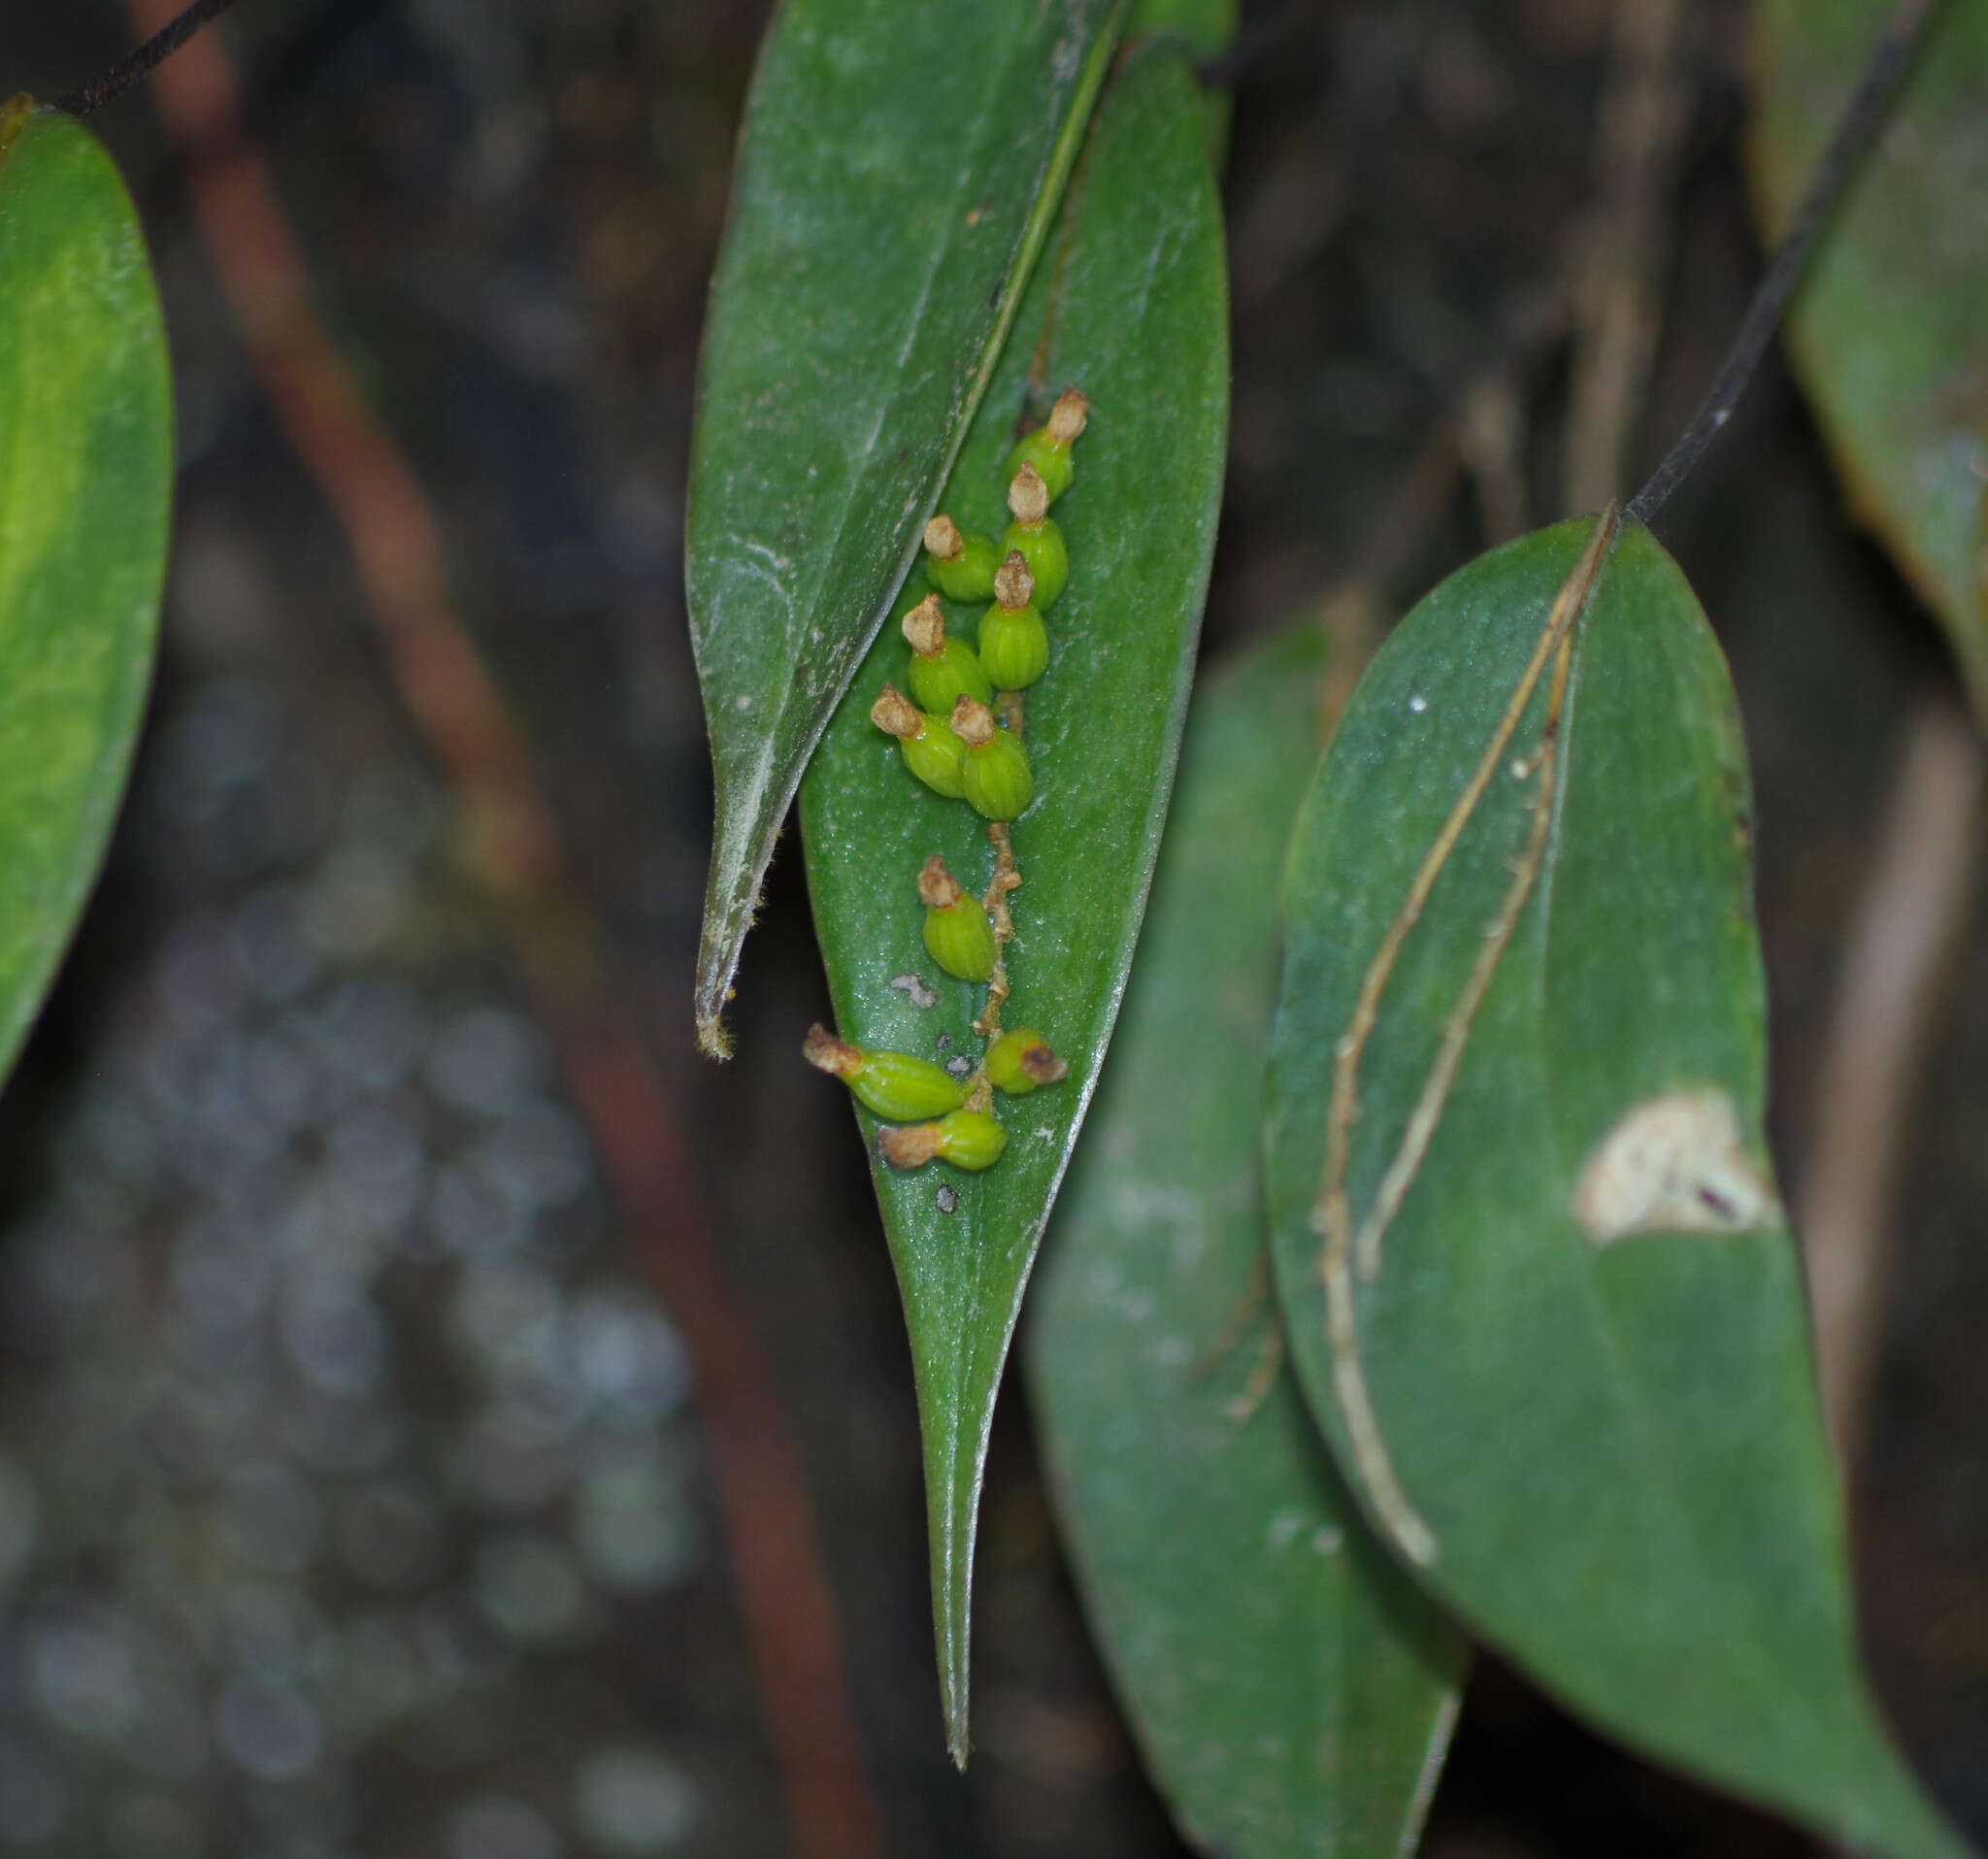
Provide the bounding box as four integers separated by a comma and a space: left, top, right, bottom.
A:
807, 389, 1088, 1173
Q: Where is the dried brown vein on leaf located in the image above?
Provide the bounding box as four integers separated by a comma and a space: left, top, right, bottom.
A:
1312, 510, 1620, 1566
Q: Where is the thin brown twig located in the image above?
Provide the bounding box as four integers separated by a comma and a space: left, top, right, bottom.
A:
1799, 697, 1985, 1465
125, 8, 887, 1856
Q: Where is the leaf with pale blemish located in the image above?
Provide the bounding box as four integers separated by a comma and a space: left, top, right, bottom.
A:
1029, 618, 1464, 1859
1750, 0, 1988, 717
799, 47, 1227, 1763
685, 0, 1126, 1054
0, 103, 171, 1086
1263, 520, 1971, 1858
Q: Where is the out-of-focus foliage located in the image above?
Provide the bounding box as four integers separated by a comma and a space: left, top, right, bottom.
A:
0, 100, 171, 1083
1751, 0, 1988, 715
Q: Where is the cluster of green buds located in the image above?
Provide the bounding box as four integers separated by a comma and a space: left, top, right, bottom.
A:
815, 390, 1089, 1175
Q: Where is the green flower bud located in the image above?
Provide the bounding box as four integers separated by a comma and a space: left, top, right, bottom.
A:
917, 854, 996, 982
1001, 388, 1088, 503
871, 681, 966, 799
950, 696, 1035, 820
878, 1107, 1009, 1173
984, 1027, 1069, 1095
902, 592, 994, 713
804, 1023, 968, 1121
977, 554, 1049, 690
1001, 465, 1068, 607
924, 513, 1002, 602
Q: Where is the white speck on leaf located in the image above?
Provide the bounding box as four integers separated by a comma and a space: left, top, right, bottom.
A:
887, 973, 937, 1009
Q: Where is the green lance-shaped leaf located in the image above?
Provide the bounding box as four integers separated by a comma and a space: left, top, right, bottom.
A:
1029, 618, 1464, 1859
0, 102, 171, 1086
686, 0, 1126, 1056
1750, 0, 1988, 718
800, 47, 1227, 1763
1263, 518, 1971, 1859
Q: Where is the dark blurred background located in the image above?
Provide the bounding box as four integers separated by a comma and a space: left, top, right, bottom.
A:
0, 2, 1980, 1855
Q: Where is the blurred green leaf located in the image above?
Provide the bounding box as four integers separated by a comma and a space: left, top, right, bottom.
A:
799, 47, 1227, 1763
1262, 519, 1969, 1858
685, 0, 1126, 1055
1030, 619, 1464, 1859
1751, 0, 1988, 714
0, 102, 171, 1086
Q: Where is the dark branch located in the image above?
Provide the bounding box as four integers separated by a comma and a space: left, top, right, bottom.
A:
1625, 0, 1947, 524
54, 0, 248, 118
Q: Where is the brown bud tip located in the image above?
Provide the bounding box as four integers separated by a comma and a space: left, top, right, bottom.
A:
1019, 1041, 1069, 1084
1007, 463, 1050, 526
916, 853, 961, 911
949, 694, 996, 747
993, 551, 1035, 611
900, 592, 946, 657
802, 1022, 862, 1079
923, 514, 964, 562
870, 682, 921, 740
878, 1122, 944, 1169
1046, 388, 1089, 446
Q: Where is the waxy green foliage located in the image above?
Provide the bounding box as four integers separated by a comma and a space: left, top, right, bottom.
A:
1264, 520, 1969, 1858
685, 0, 1125, 1054
0, 103, 171, 1085
1751, 0, 1988, 717
800, 48, 1227, 1763
1032, 620, 1465, 1859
